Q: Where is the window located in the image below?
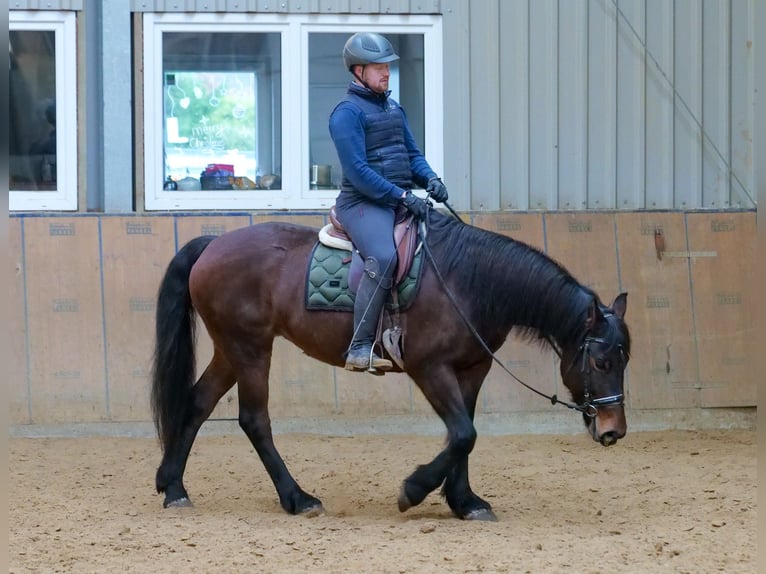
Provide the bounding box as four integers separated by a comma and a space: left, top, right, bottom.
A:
142, 13, 442, 211
9, 11, 78, 211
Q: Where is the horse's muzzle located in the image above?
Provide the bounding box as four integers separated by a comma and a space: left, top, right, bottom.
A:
587, 407, 627, 447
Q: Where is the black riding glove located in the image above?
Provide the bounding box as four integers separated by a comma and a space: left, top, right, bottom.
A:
426, 177, 448, 203
401, 191, 429, 219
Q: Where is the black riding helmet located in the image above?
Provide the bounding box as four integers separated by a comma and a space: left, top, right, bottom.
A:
342, 32, 400, 70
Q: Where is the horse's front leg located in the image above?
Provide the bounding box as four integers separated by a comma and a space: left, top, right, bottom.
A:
441, 361, 496, 521
236, 358, 323, 516
398, 366, 478, 515
156, 353, 236, 507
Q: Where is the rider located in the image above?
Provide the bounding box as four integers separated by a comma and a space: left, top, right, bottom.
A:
329, 32, 449, 372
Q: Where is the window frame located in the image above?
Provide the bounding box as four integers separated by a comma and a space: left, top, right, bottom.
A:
142, 12, 443, 211
9, 10, 79, 212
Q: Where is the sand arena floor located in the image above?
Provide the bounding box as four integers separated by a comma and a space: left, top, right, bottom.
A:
9, 428, 755, 573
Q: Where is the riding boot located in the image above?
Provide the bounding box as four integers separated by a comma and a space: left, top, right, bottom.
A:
345, 259, 394, 372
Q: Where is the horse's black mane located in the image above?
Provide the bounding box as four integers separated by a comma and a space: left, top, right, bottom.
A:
426, 211, 599, 349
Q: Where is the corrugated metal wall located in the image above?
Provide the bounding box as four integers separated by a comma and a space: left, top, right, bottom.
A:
128, 0, 442, 13
15, 0, 756, 212
445, 0, 755, 211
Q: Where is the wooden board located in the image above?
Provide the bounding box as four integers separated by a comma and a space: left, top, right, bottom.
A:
101, 216, 176, 421
23, 217, 107, 423
333, 368, 415, 417
250, 213, 326, 230
543, 213, 621, 400
686, 212, 755, 406
544, 212, 621, 297
9, 217, 29, 424
472, 213, 558, 412
175, 215, 253, 420
615, 212, 699, 408
268, 338, 337, 418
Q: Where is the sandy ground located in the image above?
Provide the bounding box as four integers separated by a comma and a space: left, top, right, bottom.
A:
10, 428, 755, 573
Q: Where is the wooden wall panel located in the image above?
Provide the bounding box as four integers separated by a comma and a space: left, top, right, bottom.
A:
176, 215, 253, 420
23, 217, 106, 423
472, 213, 557, 413
615, 212, 699, 409
9, 218, 29, 424
101, 217, 176, 421
268, 338, 337, 418
250, 214, 326, 229
544, 212, 621, 297
544, 213, 620, 400
686, 212, 755, 406
334, 368, 415, 416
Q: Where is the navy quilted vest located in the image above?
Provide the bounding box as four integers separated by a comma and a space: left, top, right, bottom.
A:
340, 90, 413, 191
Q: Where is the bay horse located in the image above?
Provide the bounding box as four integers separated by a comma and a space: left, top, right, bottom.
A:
151, 208, 630, 521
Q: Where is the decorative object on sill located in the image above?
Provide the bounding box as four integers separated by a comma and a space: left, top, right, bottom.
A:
259, 174, 281, 190
310, 164, 332, 187
229, 176, 258, 190
176, 176, 201, 191
163, 176, 177, 190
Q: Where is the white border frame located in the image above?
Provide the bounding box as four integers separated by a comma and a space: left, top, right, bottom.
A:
143, 12, 442, 211
10, 11, 78, 211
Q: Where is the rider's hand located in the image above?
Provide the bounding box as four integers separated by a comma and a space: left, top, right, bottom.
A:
401, 191, 429, 219
426, 177, 448, 203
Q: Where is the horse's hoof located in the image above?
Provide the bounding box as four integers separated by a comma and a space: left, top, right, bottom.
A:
300, 503, 325, 518
463, 508, 497, 522
164, 496, 193, 508
398, 487, 413, 512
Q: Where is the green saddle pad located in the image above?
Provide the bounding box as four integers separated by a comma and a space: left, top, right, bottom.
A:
305, 243, 423, 311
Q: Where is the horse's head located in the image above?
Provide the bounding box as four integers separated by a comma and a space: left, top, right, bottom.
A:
560, 293, 630, 447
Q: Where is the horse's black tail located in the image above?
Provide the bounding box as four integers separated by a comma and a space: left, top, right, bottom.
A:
150, 236, 216, 452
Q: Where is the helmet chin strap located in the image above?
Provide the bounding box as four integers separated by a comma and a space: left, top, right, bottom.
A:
352, 65, 371, 91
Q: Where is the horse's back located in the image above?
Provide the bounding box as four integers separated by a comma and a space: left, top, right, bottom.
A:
188, 221, 318, 312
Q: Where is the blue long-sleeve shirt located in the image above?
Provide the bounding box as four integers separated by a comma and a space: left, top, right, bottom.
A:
329, 82, 436, 207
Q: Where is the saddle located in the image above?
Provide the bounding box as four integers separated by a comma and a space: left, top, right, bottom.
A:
319, 205, 420, 291
315, 205, 421, 370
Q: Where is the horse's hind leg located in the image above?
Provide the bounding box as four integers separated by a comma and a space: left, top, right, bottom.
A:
237, 356, 323, 516
156, 352, 236, 507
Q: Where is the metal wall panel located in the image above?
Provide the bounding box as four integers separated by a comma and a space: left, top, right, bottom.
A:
499, 0, 529, 210
10, 0, 83, 9
557, 0, 588, 210
729, 1, 755, 208
482, 0, 756, 211
587, 0, 617, 209
527, 0, 558, 210
644, 0, 675, 209
701, 0, 730, 208
615, 0, 645, 210
468, 0, 501, 211
441, 0, 471, 208
673, 0, 703, 209
129, 0, 439, 12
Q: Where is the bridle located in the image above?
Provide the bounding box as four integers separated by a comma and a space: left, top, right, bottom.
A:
560, 329, 626, 418
418, 208, 627, 418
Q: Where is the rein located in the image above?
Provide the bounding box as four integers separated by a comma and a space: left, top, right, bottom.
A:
419, 202, 621, 417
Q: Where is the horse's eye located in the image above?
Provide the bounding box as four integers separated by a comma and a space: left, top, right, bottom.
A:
593, 358, 610, 372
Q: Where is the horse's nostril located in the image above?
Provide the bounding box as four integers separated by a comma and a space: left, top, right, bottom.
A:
600, 432, 618, 447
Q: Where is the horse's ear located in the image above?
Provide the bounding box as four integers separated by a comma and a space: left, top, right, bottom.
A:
612, 293, 628, 319
585, 298, 603, 331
